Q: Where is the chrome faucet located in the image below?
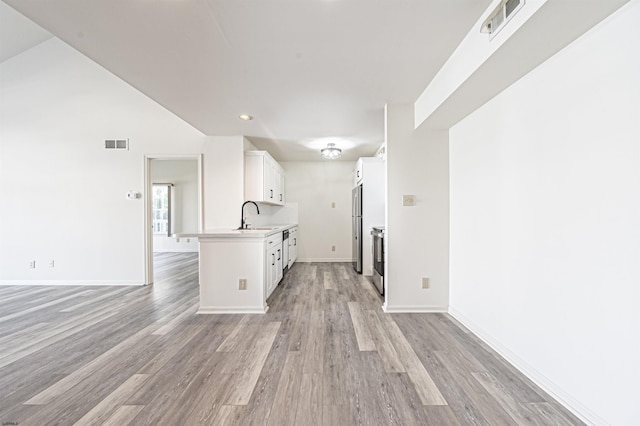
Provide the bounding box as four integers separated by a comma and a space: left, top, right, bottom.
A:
240, 201, 260, 229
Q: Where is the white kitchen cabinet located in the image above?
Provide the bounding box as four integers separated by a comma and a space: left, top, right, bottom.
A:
266, 233, 283, 298
288, 226, 298, 268
354, 158, 364, 186
279, 171, 286, 204
193, 226, 297, 314
245, 151, 285, 205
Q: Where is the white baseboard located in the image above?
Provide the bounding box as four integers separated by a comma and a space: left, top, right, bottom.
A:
448, 307, 603, 426
0, 280, 144, 286
198, 305, 269, 314
297, 258, 352, 263
384, 304, 448, 313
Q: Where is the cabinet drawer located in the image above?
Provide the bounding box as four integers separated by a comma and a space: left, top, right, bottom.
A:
267, 233, 283, 246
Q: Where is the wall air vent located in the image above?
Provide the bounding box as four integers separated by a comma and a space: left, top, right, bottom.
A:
481, 0, 525, 40
105, 139, 129, 150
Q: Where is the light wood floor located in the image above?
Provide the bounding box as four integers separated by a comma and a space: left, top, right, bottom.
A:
0, 253, 583, 425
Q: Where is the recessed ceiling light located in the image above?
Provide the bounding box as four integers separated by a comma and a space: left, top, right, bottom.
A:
239, 114, 253, 121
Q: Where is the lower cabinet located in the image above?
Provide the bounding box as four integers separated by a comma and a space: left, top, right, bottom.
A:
288, 226, 298, 268
266, 233, 283, 298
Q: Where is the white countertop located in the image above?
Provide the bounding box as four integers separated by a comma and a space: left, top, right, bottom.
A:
175, 224, 297, 239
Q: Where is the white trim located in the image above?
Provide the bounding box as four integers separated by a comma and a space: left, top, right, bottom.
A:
383, 305, 448, 313
198, 305, 269, 315
0, 280, 144, 286
448, 307, 602, 426
152, 249, 199, 253
297, 258, 352, 263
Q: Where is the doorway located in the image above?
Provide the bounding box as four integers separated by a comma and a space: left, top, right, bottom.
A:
144, 155, 203, 285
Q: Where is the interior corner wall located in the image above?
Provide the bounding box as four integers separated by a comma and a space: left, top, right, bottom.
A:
0, 38, 206, 284
279, 161, 354, 262
448, 2, 640, 425
385, 103, 450, 312
243, 137, 259, 151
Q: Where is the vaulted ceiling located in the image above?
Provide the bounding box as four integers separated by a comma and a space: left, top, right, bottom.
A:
1, 0, 491, 160
1, 1, 630, 161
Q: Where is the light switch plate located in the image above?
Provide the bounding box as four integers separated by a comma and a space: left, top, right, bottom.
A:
403, 195, 416, 206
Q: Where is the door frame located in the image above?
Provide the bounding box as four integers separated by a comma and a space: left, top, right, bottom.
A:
143, 154, 204, 285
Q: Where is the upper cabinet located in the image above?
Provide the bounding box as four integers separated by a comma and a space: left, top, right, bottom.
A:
353, 156, 383, 188
354, 158, 364, 186
244, 151, 286, 206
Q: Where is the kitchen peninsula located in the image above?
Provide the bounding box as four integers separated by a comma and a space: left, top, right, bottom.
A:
178, 224, 298, 314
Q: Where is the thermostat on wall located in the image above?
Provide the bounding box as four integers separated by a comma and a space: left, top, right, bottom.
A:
402, 194, 416, 206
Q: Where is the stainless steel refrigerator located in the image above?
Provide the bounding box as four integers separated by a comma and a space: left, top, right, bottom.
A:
352, 184, 363, 273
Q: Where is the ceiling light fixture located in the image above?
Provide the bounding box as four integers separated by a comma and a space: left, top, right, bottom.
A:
239, 114, 253, 121
321, 143, 342, 160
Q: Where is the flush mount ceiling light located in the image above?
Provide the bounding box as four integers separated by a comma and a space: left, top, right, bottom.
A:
321, 143, 342, 160
239, 114, 253, 121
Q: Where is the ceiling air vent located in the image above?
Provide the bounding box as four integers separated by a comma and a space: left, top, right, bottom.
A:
105, 139, 129, 150
481, 0, 525, 40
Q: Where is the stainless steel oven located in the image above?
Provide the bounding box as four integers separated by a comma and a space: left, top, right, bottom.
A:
371, 226, 384, 295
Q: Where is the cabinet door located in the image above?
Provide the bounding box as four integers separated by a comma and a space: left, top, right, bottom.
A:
275, 242, 283, 284
290, 228, 298, 265
245, 151, 286, 206
266, 248, 274, 297
264, 158, 276, 203
354, 159, 363, 186
278, 172, 285, 204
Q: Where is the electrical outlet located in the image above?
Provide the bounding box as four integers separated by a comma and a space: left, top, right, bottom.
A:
49, 260, 55, 268
29, 260, 36, 269
422, 277, 430, 289
331, 245, 336, 252
331, 202, 336, 208
239, 278, 247, 290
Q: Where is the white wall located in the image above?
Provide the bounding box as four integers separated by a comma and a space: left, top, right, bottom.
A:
279, 161, 354, 262
385, 103, 450, 312
448, 2, 640, 425
202, 136, 245, 231
0, 39, 245, 284
151, 159, 199, 252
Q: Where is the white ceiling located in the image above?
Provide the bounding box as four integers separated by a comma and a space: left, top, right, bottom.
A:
1, 0, 491, 161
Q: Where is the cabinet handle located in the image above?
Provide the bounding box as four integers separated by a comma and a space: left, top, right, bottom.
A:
277, 249, 281, 261
270, 189, 273, 199
357, 171, 360, 178
294, 238, 296, 246
272, 253, 275, 266
279, 194, 282, 202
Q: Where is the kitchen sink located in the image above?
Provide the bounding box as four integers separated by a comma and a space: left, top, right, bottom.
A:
235, 226, 280, 231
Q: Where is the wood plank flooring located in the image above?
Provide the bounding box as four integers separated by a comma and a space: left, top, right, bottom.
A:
0, 253, 584, 425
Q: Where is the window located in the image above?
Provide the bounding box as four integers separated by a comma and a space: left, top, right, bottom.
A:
152, 184, 172, 236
